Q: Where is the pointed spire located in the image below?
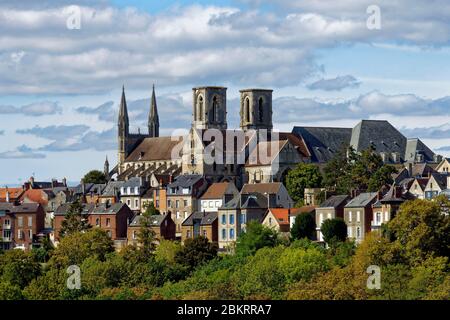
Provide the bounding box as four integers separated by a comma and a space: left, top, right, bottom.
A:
118, 84, 129, 135
148, 83, 159, 137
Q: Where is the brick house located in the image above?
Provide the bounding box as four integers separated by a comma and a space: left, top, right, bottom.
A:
127, 212, 176, 245
181, 211, 218, 243
371, 185, 414, 232
344, 192, 379, 243
0, 202, 45, 250
166, 174, 209, 238
315, 195, 350, 242
54, 202, 133, 242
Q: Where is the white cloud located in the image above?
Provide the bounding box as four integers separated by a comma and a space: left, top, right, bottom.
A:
307, 75, 361, 91
0, 145, 46, 159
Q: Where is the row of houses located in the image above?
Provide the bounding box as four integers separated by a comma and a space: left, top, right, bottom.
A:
1, 158, 450, 251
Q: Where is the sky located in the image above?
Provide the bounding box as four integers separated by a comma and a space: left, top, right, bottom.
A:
1, 0, 450, 185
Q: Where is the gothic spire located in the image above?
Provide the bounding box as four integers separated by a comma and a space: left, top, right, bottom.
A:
148, 83, 160, 137
118, 85, 129, 136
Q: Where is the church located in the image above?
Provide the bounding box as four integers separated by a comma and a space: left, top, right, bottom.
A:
112, 84, 440, 189
114, 85, 310, 188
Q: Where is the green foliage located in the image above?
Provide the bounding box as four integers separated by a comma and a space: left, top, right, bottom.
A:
49, 228, 114, 269
0, 250, 41, 289
175, 236, 217, 271
59, 200, 91, 238
136, 209, 158, 260
235, 221, 279, 257
0, 281, 23, 300
0, 196, 447, 301
143, 202, 160, 216
387, 199, 450, 263
286, 163, 323, 203
81, 170, 107, 184
324, 145, 395, 194
290, 213, 316, 241
368, 165, 397, 192
320, 218, 348, 245
155, 240, 182, 264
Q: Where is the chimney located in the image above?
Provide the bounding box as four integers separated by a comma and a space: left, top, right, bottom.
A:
5, 187, 10, 203
81, 183, 85, 194
29, 176, 35, 186
407, 162, 413, 177
377, 190, 383, 201
52, 178, 57, 188
63, 177, 67, 187
395, 186, 403, 198
169, 175, 173, 183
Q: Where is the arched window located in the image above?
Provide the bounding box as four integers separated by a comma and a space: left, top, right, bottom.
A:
198, 95, 204, 121
245, 97, 250, 122
212, 96, 218, 122
258, 97, 264, 122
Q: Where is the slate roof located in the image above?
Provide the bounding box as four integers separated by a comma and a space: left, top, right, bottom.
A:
168, 174, 203, 189
101, 181, 124, 197
411, 163, 435, 177
350, 120, 406, 158
345, 192, 378, 208
405, 138, 436, 163
54, 202, 127, 216
292, 126, 352, 163
125, 136, 183, 162
430, 173, 447, 190
182, 211, 218, 226
240, 193, 268, 209
0, 202, 41, 213
122, 177, 145, 188
241, 182, 282, 195
129, 213, 168, 227
319, 195, 350, 208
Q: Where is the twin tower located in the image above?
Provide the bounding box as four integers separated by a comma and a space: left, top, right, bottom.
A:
192, 86, 273, 131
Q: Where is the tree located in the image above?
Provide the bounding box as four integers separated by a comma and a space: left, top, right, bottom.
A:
49, 228, 114, 268
291, 213, 316, 240
386, 199, 450, 263
82, 170, 107, 184
0, 282, 23, 300
136, 205, 159, 260
175, 236, 217, 271
235, 221, 279, 257
155, 240, 182, 264
59, 200, 91, 238
368, 165, 397, 192
143, 201, 160, 216
323, 145, 356, 194
286, 163, 323, 204
320, 218, 348, 245
0, 250, 41, 289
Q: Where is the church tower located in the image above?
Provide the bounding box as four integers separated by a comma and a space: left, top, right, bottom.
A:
192, 86, 227, 130
104, 156, 110, 181
148, 84, 159, 137
118, 85, 129, 166
239, 89, 273, 131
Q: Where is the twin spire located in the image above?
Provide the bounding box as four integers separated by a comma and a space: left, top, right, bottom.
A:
118, 84, 159, 138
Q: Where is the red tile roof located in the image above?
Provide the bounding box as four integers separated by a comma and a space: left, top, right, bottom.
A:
0, 187, 24, 201
267, 208, 290, 226
201, 182, 231, 199
21, 189, 49, 206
